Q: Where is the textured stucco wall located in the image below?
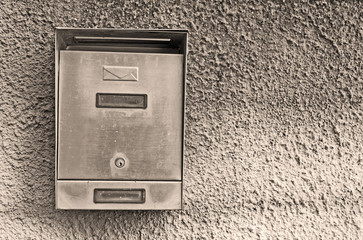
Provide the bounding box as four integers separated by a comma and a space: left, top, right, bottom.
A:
1, 0, 362, 239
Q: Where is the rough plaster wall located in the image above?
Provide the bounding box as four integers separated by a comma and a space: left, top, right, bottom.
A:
0, 0, 362, 239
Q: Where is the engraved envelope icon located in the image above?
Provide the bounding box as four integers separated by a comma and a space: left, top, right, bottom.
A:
103, 66, 138, 81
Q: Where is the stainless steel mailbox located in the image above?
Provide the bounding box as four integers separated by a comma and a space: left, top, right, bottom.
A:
55, 28, 187, 210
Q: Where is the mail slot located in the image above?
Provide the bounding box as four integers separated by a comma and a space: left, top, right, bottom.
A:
55, 28, 187, 210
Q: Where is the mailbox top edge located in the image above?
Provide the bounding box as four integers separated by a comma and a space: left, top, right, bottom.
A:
55, 28, 188, 54
55, 27, 188, 33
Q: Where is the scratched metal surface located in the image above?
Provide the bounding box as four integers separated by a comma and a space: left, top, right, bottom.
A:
58, 51, 183, 180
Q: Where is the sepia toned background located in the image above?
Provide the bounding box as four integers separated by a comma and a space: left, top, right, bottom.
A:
1, 0, 362, 239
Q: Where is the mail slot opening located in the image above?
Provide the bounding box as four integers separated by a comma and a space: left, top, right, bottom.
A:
74, 36, 172, 44
68, 36, 180, 53
56, 29, 187, 54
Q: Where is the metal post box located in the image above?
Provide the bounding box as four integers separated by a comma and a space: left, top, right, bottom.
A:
55, 28, 187, 210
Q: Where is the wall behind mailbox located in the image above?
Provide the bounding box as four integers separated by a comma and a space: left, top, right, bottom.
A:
0, 0, 362, 239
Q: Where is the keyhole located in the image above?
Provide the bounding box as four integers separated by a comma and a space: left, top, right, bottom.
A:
115, 158, 126, 168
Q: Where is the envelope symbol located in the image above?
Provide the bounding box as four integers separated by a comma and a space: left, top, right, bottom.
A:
103, 66, 138, 81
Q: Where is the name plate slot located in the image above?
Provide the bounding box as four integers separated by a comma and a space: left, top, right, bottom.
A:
96, 93, 147, 109
94, 189, 146, 203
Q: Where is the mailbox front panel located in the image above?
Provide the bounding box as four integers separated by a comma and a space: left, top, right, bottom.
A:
58, 51, 183, 180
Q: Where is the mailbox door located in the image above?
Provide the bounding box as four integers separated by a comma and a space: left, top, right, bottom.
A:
58, 51, 183, 180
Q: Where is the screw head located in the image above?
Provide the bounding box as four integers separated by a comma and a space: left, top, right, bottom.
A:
115, 157, 126, 168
